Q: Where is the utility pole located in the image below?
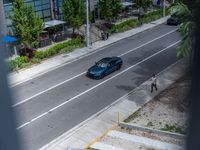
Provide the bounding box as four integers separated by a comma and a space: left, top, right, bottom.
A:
0, 1, 21, 150
163, 0, 166, 17
0, 0, 8, 57
0, 0, 7, 36
86, 0, 91, 48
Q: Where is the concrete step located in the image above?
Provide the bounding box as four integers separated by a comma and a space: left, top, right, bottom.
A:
107, 131, 185, 150
92, 142, 126, 150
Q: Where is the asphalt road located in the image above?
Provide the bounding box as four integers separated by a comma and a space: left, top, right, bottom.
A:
11, 24, 180, 150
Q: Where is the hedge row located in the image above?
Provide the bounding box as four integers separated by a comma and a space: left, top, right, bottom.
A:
110, 9, 165, 33
9, 38, 84, 71
110, 19, 140, 33
9, 56, 32, 71
143, 9, 163, 23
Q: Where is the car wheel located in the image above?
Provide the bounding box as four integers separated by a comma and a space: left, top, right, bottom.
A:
117, 64, 122, 70
100, 73, 105, 79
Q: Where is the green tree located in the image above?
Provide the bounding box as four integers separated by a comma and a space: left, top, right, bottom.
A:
170, 3, 194, 58
111, 0, 123, 19
62, 0, 84, 34
174, 0, 193, 9
135, 0, 153, 11
98, 0, 112, 20
12, 0, 43, 53
98, 0, 122, 21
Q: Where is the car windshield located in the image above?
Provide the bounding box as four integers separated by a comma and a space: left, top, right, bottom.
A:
96, 62, 108, 68
171, 13, 178, 18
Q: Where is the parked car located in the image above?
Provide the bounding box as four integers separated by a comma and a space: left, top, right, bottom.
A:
87, 57, 123, 79
167, 13, 181, 26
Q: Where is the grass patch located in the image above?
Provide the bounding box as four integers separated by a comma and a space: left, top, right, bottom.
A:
161, 124, 185, 134
147, 121, 154, 127
124, 110, 140, 123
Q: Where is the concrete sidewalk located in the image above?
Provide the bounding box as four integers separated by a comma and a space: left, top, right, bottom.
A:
8, 16, 169, 86
40, 58, 189, 150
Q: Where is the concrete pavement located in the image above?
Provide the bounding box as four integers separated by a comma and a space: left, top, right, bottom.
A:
40, 57, 189, 150
8, 16, 169, 87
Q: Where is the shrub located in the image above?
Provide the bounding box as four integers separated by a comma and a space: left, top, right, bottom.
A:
110, 19, 139, 33
127, 19, 139, 28
144, 9, 163, 22
9, 38, 84, 71
16, 56, 29, 68
33, 38, 83, 59
34, 51, 45, 59
109, 9, 163, 34
9, 59, 18, 71
8, 56, 29, 71
31, 58, 41, 64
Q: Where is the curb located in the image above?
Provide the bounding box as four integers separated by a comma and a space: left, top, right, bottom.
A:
120, 122, 186, 140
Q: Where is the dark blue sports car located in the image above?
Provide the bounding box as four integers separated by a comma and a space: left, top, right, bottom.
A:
167, 13, 181, 26
87, 57, 123, 79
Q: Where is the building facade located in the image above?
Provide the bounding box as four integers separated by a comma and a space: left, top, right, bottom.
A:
3, 0, 100, 35
3, 0, 54, 34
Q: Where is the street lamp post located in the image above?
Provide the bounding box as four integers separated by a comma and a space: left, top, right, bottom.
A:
86, 0, 91, 48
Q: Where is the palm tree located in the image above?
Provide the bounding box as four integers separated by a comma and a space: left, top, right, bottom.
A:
170, 3, 194, 58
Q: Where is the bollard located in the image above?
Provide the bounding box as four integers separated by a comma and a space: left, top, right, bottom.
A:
118, 112, 120, 127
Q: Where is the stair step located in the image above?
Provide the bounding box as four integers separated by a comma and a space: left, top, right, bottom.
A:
107, 131, 185, 150
92, 142, 126, 150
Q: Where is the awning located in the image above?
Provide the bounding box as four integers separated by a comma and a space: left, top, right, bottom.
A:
2, 36, 17, 43
44, 20, 66, 28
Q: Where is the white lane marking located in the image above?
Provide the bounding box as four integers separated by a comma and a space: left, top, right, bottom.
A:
13, 29, 178, 107
12, 72, 86, 107
16, 40, 180, 130
119, 29, 177, 57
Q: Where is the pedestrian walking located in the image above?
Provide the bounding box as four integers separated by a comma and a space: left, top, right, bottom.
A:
106, 32, 109, 40
151, 74, 158, 93
138, 7, 144, 26
101, 30, 105, 40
